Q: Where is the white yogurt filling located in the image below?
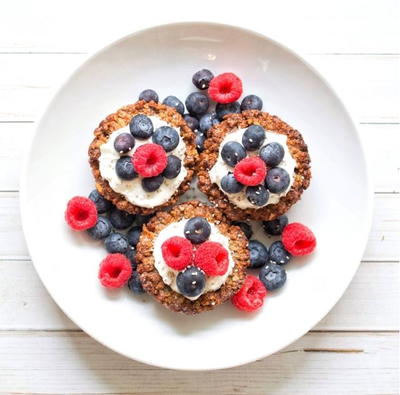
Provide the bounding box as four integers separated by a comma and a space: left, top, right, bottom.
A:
153, 219, 235, 301
209, 128, 296, 209
99, 116, 187, 208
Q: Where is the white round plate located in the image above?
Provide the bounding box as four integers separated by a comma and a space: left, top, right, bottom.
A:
20, 22, 372, 370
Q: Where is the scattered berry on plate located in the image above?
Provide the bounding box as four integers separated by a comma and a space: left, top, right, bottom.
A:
194, 241, 229, 276
246, 185, 269, 206
265, 167, 290, 193
242, 125, 265, 151
115, 157, 138, 180
161, 236, 194, 270
260, 142, 285, 167
240, 94, 263, 111
199, 112, 219, 133
185, 92, 209, 116
162, 155, 182, 179
132, 143, 167, 177
127, 271, 145, 294
215, 101, 241, 120
184, 217, 211, 244
183, 114, 199, 131
152, 126, 180, 152
162, 95, 185, 115
232, 221, 253, 239
234, 157, 267, 186
248, 240, 269, 268
221, 172, 244, 193
109, 208, 135, 229
98, 253, 132, 288
209, 72, 243, 104
142, 175, 164, 192
87, 216, 112, 240
104, 232, 129, 254
268, 241, 292, 265
194, 131, 206, 152
176, 266, 206, 298
126, 247, 138, 269
282, 223, 316, 256
231, 275, 267, 312
114, 133, 135, 154
127, 226, 141, 247
129, 114, 154, 139
221, 141, 246, 166
262, 215, 288, 236
192, 69, 214, 90
138, 89, 159, 103
65, 196, 98, 231
259, 264, 287, 291
88, 189, 112, 214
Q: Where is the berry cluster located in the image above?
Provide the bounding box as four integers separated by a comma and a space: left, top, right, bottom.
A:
161, 217, 229, 298
230, 215, 316, 312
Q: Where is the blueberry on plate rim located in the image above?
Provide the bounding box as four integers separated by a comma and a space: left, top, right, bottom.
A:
259, 263, 287, 291
268, 241, 292, 265
88, 189, 112, 214
109, 208, 135, 229
138, 89, 159, 103
262, 215, 288, 236
104, 232, 129, 254
185, 92, 209, 116
192, 69, 214, 90
216, 101, 241, 120
248, 240, 269, 268
87, 216, 112, 240
240, 94, 263, 111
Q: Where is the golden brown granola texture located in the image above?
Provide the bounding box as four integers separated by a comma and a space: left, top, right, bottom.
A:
197, 110, 311, 221
136, 201, 249, 314
88, 101, 198, 215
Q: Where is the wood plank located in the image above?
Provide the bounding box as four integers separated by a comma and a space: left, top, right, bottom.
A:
0, 54, 398, 123
0, 331, 397, 394
0, 0, 399, 54
0, 260, 397, 331
1, 122, 398, 192
1, 192, 398, 261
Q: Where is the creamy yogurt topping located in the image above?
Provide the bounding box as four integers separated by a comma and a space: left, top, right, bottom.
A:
153, 219, 235, 301
209, 128, 296, 209
99, 116, 187, 208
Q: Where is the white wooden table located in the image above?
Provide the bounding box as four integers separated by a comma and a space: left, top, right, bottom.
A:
0, 0, 398, 393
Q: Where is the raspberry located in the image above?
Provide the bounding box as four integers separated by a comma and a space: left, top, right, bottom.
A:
98, 253, 132, 288
161, 236, 193, 270
194, 241, 229, 276
65, 196, 97, 231
231, 275, 267, 312
282, 223, 317, 256
208, 73, 243, 104
132, 143, 167, 177
234, 157, 267, 186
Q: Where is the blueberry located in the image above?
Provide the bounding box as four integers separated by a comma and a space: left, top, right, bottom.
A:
126, 248, 138, 269
152, 126, 179, 152
87, 216, 112, 240
162, 155, 181, 179
138, 89, 159, 103
135, 214, 154, 227
183, 114, 199, 131
195, 131, 206, 152
242, 125, 265, 151
162, 95, 185, 115
221, 141, 246, 166
199, 112, 219, 133
129, 114, 154, 139
88, 189, 112, 214
109, 208, 135, 229
176, 266, 206, 298
104, 232, 129, 253
248, 240, 269, 268
240, 95, 263, 111
184, 216, 211, 244
185, 92, 209, 116
216, 101, 240, 120
115, 156, 138, 180
127, 226, 141, 247
265, 167, 290, 193
259, 264, 287, 290
268, 241, 292, 266
192, 69, 214, 90
246, 185, 269, 206
128, 271, 145, 294
260, 142, 285, 167
142, 175, 164, 192
232, 221, 253, 239
262, 215, 288, 235
221, 172, 244, 193
114, 133, 135, 154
